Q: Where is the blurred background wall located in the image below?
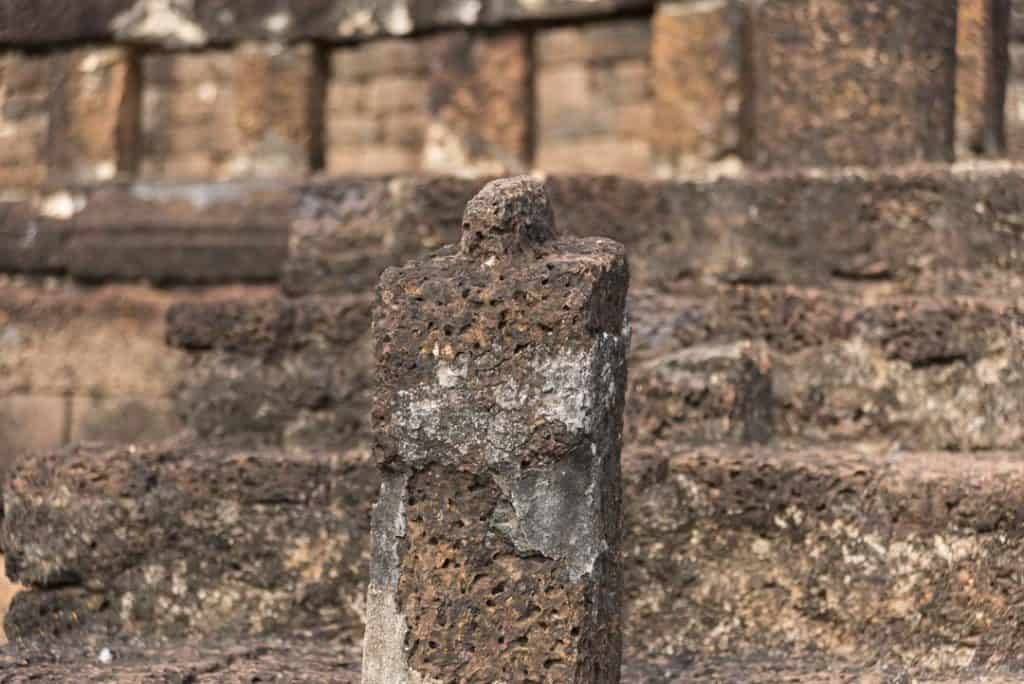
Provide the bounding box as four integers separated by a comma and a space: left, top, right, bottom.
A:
0, 0, 1021, 467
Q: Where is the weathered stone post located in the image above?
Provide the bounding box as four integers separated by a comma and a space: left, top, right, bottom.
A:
363, 177, 629, 683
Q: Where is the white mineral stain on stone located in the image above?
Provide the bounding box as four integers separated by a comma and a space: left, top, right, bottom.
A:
453, 0, 482, 24
338, 9, 377, 36
385, 2, 414, 34
196, 82, 218, 103
363, 475, 413, 683
112, 0, 208, 45
39, 191, 85, 220
263, 11, 292, 33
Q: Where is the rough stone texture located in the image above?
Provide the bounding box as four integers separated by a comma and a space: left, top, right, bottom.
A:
535, 19, 653, 174
168, 295, 374, 451
364, 177, 629, 682
957, 0, 1011, 157
0, 51, 50, 189
542, 166, 1024, 296
625, 444, 1024, 672
422, 30, 530, 175
12, 440, 1024, 677
326, 39, 430, 175
46, 47, 140, 184
0, 638, 363, 683
750, 0, 957, 168
651, 0, 746, 175
7, 639, 1024, 683
626, 340, 772, 447
287, 167, 1024, 301
141, 46, 316, 180
632, 287, 1024, 450
2, 439, 379, 645
283, 176, 487, 296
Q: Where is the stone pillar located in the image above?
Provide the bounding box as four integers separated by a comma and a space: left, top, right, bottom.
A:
363, 177, 629, 683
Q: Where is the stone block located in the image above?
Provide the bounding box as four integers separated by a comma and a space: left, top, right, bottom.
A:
422, 30, 530, 174
69, 396, 180, 444
283, 176, 487, 297
141, 46, 316, 180
364, 178, 629, 682
2, 439, 379, 643
325, 40, 430, 175
652, 0, 746, 174
46, 46, 140, 184
0, 395, 65, 475
750, 0, 957, 168
0, 284, 186, 399
956, 0, 1010, 156
1008, 44, 1024, 158
0, 52, 50, 189
626, 341, 772, 446
231, 42, 319, 178
534, 19, 653, 174
64, 182, 294, 284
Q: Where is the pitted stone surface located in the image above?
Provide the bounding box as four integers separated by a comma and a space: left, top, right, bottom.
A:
364, 177, 629, 683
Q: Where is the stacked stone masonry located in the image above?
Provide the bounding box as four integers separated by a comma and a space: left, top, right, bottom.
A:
6, 0, 1024, 680
2, 0, 1022, 187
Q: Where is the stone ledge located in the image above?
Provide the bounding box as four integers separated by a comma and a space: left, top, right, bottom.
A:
8, 438, 1024, 671
0, 0, 653, 47
1, 183, 296, 284
1, 638, 1022, 683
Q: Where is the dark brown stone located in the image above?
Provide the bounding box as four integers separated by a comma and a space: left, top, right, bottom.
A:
626, 341, 773, 447
283, 176, 488, 297
2, 438, 379, 644
364, 177, 629, 682
167, 294, 372, 356
750, 0, 957, 168
624, 444, 1024, 670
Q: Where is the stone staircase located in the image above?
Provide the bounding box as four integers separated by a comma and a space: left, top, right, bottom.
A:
3, 165, 1024, 680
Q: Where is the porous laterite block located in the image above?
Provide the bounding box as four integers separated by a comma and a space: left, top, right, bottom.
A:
363, 177, 629, 683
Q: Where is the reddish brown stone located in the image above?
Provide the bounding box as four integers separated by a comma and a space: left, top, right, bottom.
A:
325, 40, 430, 175
956, 0, 1010, 157
651, 0, 746, 174
751, 0, 957, 168
422, 30, 530, 174
231, 42, 319, 177
0, 51, 50, 188
534, 19, 653, 174
46, 47, 140, 184
364, 178, 629, 682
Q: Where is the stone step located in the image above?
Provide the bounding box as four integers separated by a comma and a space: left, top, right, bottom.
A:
167, 286, 1024, 452
286, 164, 1024, 298
1, 638, 1022, 683
6, 438, 1024, 673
